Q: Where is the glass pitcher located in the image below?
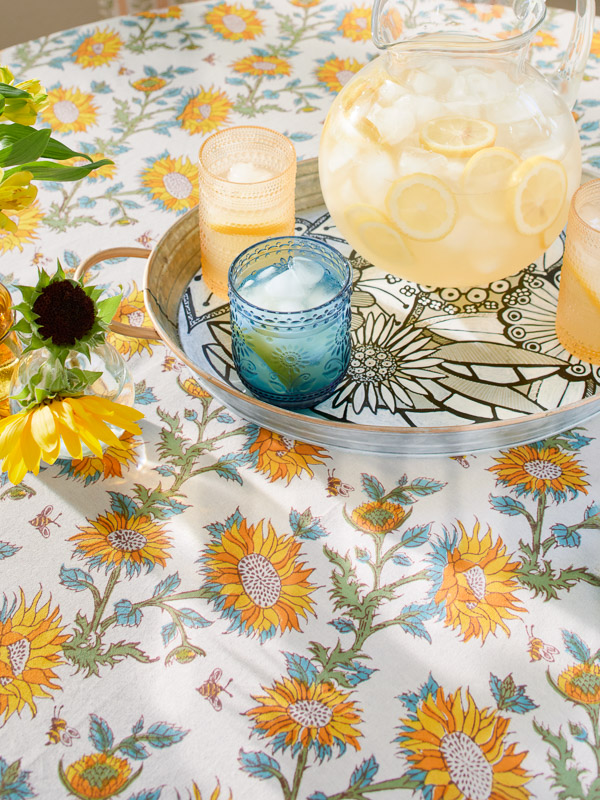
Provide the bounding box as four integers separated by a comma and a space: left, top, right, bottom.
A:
318, 0, 595, 287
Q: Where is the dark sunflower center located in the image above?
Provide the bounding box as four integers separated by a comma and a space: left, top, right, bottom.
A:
32, 280, 96, 346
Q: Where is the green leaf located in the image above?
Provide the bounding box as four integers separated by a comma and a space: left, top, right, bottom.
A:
533, 721, 588, 799
0, 82, 31, 98
4, 158, 113, 181
324, 545, 366, 619
97, 293, 121, 325
1, 759, 22, 787
0, 126, 50, 167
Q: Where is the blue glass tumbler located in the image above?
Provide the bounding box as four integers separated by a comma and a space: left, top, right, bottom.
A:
228, 236, 351, 409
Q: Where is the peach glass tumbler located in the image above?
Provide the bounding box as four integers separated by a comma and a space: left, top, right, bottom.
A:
198, 126, 297, 299
555, 179, 600, 365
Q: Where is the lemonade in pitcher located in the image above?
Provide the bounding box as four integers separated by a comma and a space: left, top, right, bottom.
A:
318, 0, 594, 288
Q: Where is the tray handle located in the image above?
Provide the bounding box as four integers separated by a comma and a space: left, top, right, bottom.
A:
75, 247, 157, 340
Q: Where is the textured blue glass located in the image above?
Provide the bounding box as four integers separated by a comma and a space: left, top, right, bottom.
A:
229, 236, 351, 409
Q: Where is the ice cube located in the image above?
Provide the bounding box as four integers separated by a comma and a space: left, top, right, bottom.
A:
399, 146, 449, 177
412, 95, 446, 126
485, 87, 533, 123
226, 161, 276, 182
327, 137, 362, 173
355, 149, 396, 206
580, 202, 600, 232
303, 283, 337, 308
262, 267, 304, 299
406, 69, 438, 96
421, 59, 457, 96
366, 96, 416, 145
377, 79, 407, 106
288, 256, 325, 288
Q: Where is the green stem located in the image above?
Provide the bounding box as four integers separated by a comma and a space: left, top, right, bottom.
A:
289, 747, 309, 800
325, 775, 420, 799
89, 565, 122, 634
531, 491, 547, 562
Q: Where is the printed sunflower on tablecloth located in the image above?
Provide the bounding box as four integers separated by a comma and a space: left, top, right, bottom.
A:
0, 263, 144, 484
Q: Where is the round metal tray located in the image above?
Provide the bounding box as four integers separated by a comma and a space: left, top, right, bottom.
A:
142, 163, 600, 456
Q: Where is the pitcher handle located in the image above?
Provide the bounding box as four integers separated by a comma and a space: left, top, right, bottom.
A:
75, 247, 157, 340
550, 0, 596, 109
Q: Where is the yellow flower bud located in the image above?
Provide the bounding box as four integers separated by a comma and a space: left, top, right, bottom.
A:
0, 170, 37, 212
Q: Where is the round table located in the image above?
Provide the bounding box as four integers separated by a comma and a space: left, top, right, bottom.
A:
1, 3, 600, 798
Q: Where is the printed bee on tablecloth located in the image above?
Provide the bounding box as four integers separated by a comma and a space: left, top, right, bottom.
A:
326, 469, 354, 498
45, 706, 80, 746
29, 505, 62, 538
526, 625, 559, 662
196, 668, 233, 711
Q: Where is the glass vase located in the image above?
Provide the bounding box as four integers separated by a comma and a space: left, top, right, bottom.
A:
0, 282, 22, 410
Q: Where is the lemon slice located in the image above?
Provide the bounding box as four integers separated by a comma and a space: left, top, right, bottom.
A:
345, 204, 413, 265
386, 173, 457, 241
461, 146, 521, 221
420, 116, 497, 157
511, 156, 567, 236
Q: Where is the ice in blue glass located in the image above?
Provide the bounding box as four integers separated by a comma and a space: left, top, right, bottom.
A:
228, 236, 351, 409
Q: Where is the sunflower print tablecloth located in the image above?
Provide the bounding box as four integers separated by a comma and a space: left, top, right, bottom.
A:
1, 3, 600, 799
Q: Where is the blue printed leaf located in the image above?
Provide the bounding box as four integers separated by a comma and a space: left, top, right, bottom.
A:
349, 755, 379, 788
153, 573, 181, 597
551, 523, 580, 548
113, 599, 142, 627
361, 473, 385, 500
562, 630, 590, 663
400, 524, 431, 548
341, 661, 376, 686
489, 673, 538, 713
152, 497, 190, 519
289, 508, 328, 540
127, 790, 162, 800
408, 477, 445, 496
489, 495, 528, 516
89, 715, 114, 752
328, 618, 356, 634
214, 454, 244, 484
397, 602, 438, 643
178, 608, 212, 629
283, 652, 318, 685
146, 722, 187, 748
161, 622, 177, 646
62, 250, 80, 268
155, 465, 176, 477
119, 740, 150, 760
238, 750, 281, 779
217, 412, 234, 423
307, 794, 328, 800
392, 553, 412, 566
132, 716, 144, 735
0, 542, 20, 560
108, 491, 138, 517
60, 564, 94, 591
585, 502, 600, 519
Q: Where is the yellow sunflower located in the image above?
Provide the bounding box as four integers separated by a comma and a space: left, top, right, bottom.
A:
137, 5, 183, 18
71, 28, 124, 69
178, 376, 212, 399
0, 589, 68, 722
458, 0, 506, 20
40, 87, 98, 134
246, 676, 362, 756
205, 3, 264, 40
489, 444, 589, 502
337, 6, 372, 42
57, 430, 141, 485
351, 500, 406, 533
141, 153, 199, 213
532, 29, 558, 48
431, 521, 525, 643
200, 514, 316, 640
107, 286, 162, 359
70, 509, 172, 576
0, 395, 144, 486
0, 202, 44, 254
397, 685, 532, 800
232, 54, 292, 78
176, 88, 233, 135
557, 663, 600, 704
316, 57, 364, 93
132, 76, 168, 92
59, 752, 139, 800
290, 0, 320, 6
244, 426, 329, 484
